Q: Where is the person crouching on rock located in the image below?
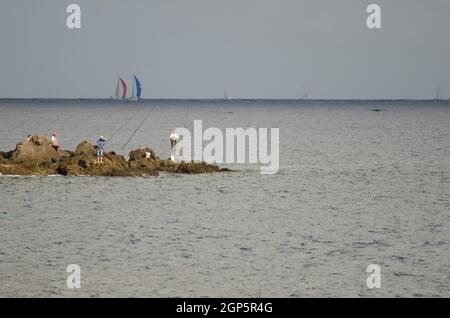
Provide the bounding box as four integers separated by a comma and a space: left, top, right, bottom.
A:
96, 136, 107, 164
170, 129, 179, 161
50, 132, 61, 154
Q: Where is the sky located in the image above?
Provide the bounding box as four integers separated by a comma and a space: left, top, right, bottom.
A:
0, 0, 449, 99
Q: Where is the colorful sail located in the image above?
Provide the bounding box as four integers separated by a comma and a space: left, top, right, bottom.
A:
134, 75, 142, 99
120, 78, 127, 99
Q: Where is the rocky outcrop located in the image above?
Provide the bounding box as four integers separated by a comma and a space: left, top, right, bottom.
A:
156, 160, 225, 174
57, 142, 142, 177
0, 136, 230, 177
173, 161, 225, 174
9, 135, 60, 164
129, 147, 155, 161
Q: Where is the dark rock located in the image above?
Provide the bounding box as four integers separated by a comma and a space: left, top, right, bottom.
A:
129, 148, 155, 161
0, 151, 12, 160
173, 161, 229, 174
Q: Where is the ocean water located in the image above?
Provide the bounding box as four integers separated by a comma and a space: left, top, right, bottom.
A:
0, 99, 449, 297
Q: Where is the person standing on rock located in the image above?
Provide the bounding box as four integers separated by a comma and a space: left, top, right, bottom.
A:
96, 136, 107, 164
170, 129, 179, 161
50, 132, 61, 154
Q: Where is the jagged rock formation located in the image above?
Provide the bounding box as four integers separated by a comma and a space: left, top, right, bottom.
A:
10, 135, 60, 164
0, 136, 230, 176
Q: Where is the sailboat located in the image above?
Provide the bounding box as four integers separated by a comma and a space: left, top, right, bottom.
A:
302, 91, 308, 100
224, 89, 232, 100
435, 86, 441, 100
129, 75, 142, 100
300, 86, 308, 100
114, 77, 127, 99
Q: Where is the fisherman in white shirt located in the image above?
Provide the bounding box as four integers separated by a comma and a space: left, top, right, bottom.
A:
50, 132, 61, 154
170, 129, 179, 161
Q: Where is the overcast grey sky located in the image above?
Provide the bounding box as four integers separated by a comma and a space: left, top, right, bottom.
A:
0, 0, 449, 99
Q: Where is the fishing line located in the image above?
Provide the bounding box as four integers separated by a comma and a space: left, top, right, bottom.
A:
106, 111, 140, 144
121, 105, 158, 150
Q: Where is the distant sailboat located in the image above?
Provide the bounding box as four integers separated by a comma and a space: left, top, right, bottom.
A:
300, 86, 308, 100
435, 86, 441, 100
130, 75, 142, 100
114, 78, 127, 99
302, 91, 308, 100
224, 89, 232, 100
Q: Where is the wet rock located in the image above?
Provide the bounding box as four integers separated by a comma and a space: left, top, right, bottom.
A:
156, 159, 230, 174
129, 160, 160, 176
0, 161, 58, 176
82, 159, 134, 177
173, 161, 230, 174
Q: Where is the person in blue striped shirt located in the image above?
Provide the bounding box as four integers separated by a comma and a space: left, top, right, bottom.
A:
95, 136, 107, 164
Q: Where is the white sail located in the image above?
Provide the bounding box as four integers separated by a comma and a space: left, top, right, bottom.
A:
130, 75, 138, 100
130, 77, 135, 100
224, 89, 232, 100
114, 78, 120, 99
300, 86, 308, 100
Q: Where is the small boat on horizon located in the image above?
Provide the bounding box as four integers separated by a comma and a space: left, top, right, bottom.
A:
434, 85, 441, 100
224, 89, 232, 100
302, 91, 308, 100
299, 86, 308, 100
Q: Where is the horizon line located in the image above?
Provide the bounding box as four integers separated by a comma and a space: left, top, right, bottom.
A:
0, 97, 449, 102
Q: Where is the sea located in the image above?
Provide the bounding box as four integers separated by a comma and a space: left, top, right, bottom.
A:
0, 99, 449, 297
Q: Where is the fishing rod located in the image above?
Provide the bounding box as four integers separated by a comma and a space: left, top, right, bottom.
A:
105, 112, 140, 145
121, 105, 157, 150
